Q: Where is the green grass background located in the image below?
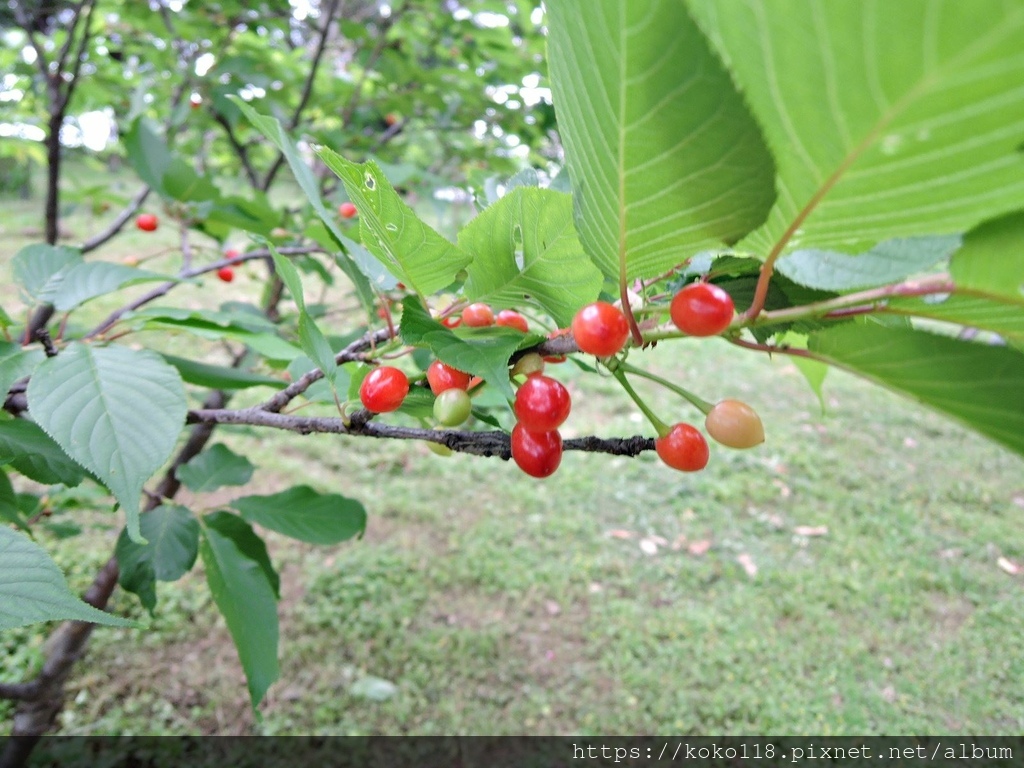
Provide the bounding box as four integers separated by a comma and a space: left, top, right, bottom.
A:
1, 165, 1022, 736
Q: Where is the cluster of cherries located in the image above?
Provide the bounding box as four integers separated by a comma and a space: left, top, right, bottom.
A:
358, 280, 764, 478
135, 213, 239, 282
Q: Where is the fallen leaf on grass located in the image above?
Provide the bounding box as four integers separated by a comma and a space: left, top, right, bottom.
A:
606, 529, 635, 540
639, 538, 659, 556
545, 600, 561, 616
737, 553, 758, 577
688, 540, 711, 556
670, 534, 687, 551
794, 525, 829, 537
997, 557, 1021, 576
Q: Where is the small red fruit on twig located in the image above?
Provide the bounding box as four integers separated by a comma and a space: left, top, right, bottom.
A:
216, 267, 235, 283
655, 423, 709, 472
136, 213, 158, 232
572, 301, 629, 357
426, 360, 471, 395
496, 309, 529, 334
339, 202, 358, 219
461, 302, 495, 327
670, 282, 735, 337
511, 424, 562, 478
359, 366, 409, 413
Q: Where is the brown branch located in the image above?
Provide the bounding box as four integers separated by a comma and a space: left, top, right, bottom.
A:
56, 0, 97, 113
80, 186, 151, 254
212, 111, 259, 187
261, 0, 342, 191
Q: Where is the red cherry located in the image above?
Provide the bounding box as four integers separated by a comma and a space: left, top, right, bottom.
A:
461, 303, 495, 327
216, 267, 235, 283
496, 309, 529, 334
441, 316, 462, 329
514, 375, 571, 433
224, 248, 241, 262
655, 423, 710, 472
670, 282, 735, 337
385, 113, 399, 127
511, 424, 562, 478
135, 213, 158, 232
359, 366, 409, 413
339, 202, 358, 219
571, 301, 629, 357
426, 360, 471, 395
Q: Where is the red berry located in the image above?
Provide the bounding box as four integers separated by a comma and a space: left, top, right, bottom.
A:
511, 424, 562, 478
441, 315, 462, 329
496, 309, 529, 334
135, 213, 158, 232
385, 113, 399, 127
705, 399, 764, 449
655, 423, 710, 472
216, 267, 235, 283
514, 375, 571, 433
359, 366, 409, 413
461, 302, 494, 327
339, 202, 358, 219
670, 282, 735, 337
571, 301, 629, 357
224, 248, 241, 262
426, 360, 471, 395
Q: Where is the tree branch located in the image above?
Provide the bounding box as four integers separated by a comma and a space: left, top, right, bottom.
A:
212, 111, 260, 187
261, 0, 342, 191
56, 0, 97, 113
80, 186, 151, 254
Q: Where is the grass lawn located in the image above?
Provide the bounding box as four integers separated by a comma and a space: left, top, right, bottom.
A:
1, 175, 1022, 736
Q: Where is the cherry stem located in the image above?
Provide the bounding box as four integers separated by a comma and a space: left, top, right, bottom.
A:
608, 365, 670, 437
620, 281, 644, 346
617, 362, 713, 415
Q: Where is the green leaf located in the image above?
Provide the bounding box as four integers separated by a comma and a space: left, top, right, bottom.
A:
123, 118, 172, 195
0, 342, 44, 400
0, 526, 135, 630
777, 332, 828, 411
176, 444, 254, 493
808, 323, 1024, 456
546, 0, 776, 282
159, 354, 286, 391
883, 294, 1024, 344
267, 245, 336, 380
314, 147, 473, 295
229, 99, 380, 307
12, 244, 82, 302
129, 309, 302, 361
399, 297, 521, 401
26, 344, 187, 543
776, 236, 961, 291
950, 210, 1024, 303
51, 262, 172, 312
115, 505, 200, 612
232, 485, 366, 545
0, 304, 13, 330
688, 0, 1024, 260
200, 512, 279, 708
0, 469, 30, 531
458, 188, 603, 326
0, 419, 87, 487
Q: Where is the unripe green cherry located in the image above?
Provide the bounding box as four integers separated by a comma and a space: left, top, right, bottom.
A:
434, 388, 473, 426
511, 352, 545, 378
427, 439, 453, 457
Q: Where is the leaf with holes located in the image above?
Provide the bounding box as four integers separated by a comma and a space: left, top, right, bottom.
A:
26, 343, 187, 543
0, 526, 135, 630
458, 188, 603, 326
546, 0, 776, 283
314, 147, 472, 295
688, 0, 1024, 260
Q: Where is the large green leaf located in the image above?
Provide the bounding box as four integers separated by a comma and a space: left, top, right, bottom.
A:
950, 210, 1024, 304
0, 526, 134, 630
399, 298, 521, 401
11, 244, 82, 303
314, 147, 473, 295
0, 419, 87, 487
808, 323, 1024, 456
546, 0, 776, 283
26, 344, 187, 543
115, 505, 200, 612
123, 118, 172, 195
232, 485, 366, 545
884, 295, 1024, 344
129, 308, 302, 362
229, 99, 382, 306
159, 354, 286, 391
0, 469, 29, 530
0, 342, 44, 400
458, 188, 603, 326
51, 262, 172, 312
176, 444, 254, 493
200, 512, 280, 708
688, 0, 1024, 260
776, 236, 960, 291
